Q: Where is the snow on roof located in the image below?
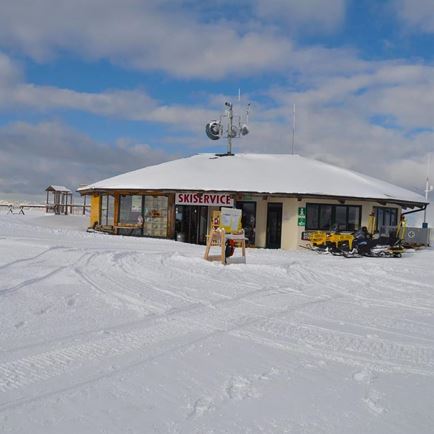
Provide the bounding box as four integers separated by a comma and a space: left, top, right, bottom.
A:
46, 185, 72, 193
78, 153, 426, 205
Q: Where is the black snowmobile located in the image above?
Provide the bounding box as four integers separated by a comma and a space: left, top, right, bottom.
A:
343, 228, 404, 258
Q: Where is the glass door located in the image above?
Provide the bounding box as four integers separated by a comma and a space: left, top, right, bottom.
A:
266, 203, 282, 249
175, 206, 209, 244
236, 201, 256, 245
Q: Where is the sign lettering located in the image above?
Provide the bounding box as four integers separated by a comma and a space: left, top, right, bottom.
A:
175, 193, 234, 207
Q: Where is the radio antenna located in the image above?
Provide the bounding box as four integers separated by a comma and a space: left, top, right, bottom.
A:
423, 153, 433, 226
205, 100, 250, 156
291, 103, 296, 155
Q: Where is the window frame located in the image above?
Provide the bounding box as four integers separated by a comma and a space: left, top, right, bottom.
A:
305, 203, 362, 231
99, 194, 115, 226
374, 206, 398, 231
235, 200, 257, 245
117, 194, 169, 238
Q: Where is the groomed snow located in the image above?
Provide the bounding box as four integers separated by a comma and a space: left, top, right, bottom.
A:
80, 153, 426, 205
1, 211, 434, 433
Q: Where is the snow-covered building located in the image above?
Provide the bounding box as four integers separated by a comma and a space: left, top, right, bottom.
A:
78, 154, 427, 249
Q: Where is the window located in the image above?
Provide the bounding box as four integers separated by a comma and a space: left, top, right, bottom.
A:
118, 194, 168, 237
236, 201, 256, 244
375, 207, 398, 231
143, 196, 168, 238
119, 195, 143, 224
100, 194, 115, 225
319, 205, 332, 230
306, 203, 361, 231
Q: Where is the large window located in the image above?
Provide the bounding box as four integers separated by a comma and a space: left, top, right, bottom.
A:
236, 201, 256, 244
306, 203, 361, 231
100, 194, 115, 226
119, 195, 143, 224
375, 207, 398, 231
143, 196, 168, 238
118, 194, 168, 237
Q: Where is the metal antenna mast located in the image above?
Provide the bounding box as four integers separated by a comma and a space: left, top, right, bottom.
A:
205, 99, 250, 156
227, 102, 233, 155
291, 103, 296, 155
423, 153, 433, 226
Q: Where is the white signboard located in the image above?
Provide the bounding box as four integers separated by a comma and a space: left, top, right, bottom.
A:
176, 192, 234, 207
220, 207, 242, 233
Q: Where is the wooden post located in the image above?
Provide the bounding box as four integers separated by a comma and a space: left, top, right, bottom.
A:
113, 193, 120, 233
167, 193, 175, 239
204, 228, 227, 265
220, 230, 225, 264
46, 191, 49, 213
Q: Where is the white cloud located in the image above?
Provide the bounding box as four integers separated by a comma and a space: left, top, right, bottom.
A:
0, 58, 217, 132
0, 121, 176, 195
255, 0, 346, 34
393, 0, 434, 32
0, 0, 295, 79
0, 52, 22, 84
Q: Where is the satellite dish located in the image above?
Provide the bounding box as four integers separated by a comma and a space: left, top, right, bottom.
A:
206, 121, 221, 140
240, 124, 249, 136
229, 126, 238, 138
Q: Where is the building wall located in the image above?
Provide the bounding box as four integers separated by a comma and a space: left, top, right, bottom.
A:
252, 196, 402, 250
293, 198, 401, 250
240, 195, 297, 249
89, 194, 101, 227
85, 190, 404, 250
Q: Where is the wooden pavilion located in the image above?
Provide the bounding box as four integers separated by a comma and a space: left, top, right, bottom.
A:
45, 185, 73, 215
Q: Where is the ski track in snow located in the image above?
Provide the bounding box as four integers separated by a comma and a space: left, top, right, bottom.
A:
1, 214, 434, 433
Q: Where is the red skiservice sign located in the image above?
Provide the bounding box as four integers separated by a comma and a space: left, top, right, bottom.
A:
175, 192, 234, 206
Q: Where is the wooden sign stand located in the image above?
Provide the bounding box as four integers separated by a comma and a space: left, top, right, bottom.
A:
204, 228, 246, 265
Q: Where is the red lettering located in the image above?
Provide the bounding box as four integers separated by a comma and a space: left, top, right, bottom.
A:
177, 193, 234, 206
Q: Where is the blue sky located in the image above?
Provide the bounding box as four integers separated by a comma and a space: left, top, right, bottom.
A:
0, 0, 433, 210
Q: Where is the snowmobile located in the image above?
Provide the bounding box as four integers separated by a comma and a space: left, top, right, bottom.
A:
304, 224, 405, 258
304, 231, 353, 255
342, 229, 404, 258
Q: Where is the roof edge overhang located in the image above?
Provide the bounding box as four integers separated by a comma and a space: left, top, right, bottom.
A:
77, 187, 428, 209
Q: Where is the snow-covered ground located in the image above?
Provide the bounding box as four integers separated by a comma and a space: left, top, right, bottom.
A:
1, 211, 434, 434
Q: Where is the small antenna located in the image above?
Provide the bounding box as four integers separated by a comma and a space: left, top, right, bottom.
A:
291, 103, 296, 155
423, 153, 433, 226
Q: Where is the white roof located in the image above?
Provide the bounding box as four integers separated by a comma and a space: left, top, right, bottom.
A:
46, 185, 72, 193
79, 153, 426, 205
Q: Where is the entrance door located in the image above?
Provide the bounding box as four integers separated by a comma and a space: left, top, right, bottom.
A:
266, 203, 282, 249
236, 201, 256, 245
176, 206, 209, 244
